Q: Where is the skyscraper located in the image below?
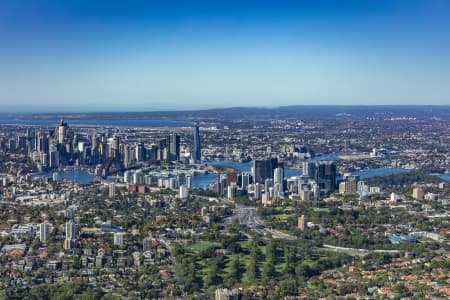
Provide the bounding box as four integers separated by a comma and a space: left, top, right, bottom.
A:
65, 220, 76, 240
114, 232, 125, 246
109, 183, 116, 198
193, 125, 201, 163
107, 136, 120, 159
123, 144, 132, 167
302, 161, 316, 178
39, 222, 51, 242
252, 157, 278, 184
241, 172, 250, 189
226, 171, 238, 186
58, 119, 67, 144
315, 161, 337, 193
274, 167, 284, 185
91, 134, 98, 151
216, 174, 227, 196
186, 175, 192, 189
49, 150, 60, 168
227, 182, 237, 201
273, 167, 284, 198
298, 215, 307, 231
135, 142, 145, 162
179, 185, 188, 199
168, 133, 180, 161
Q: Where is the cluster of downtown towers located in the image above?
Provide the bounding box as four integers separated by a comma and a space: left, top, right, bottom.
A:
15, 119, 338, 200
217, 157, 338, 202
17, 120, 202, 174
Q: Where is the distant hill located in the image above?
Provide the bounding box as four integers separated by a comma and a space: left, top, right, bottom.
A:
3, 105, 450, 122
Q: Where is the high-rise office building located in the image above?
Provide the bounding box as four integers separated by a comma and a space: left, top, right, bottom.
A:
274, 167, 284, 185
216, 174, 227, 196
123, 144, 132, 167
109, 183, 116, 198
241, 172, 250, 190
158, 138, 168, 161
412, 187, 424, 200
114, 232, 125, 246
107, 136, 120, 159
179, 185, 188, 199
273, 167, 284, 198
135, 142, 145, 162
186, 175, 192, 189
302, 161, 316, 178
315, 161, 337, 193
298, 215, 307, 231
227, 182, 237, 201
65, 220, 76, 240
252, 157, 278, 184
39, 222, 51, 242
64, 238, 76, 250
58, 119, 67, 144
147, 145, 158, 161
339, 174, 358, 194
91, 134, 98, 151
265, 178, 273, 197
226, 171, 238, 186
168, 133, 180, 161
193, 125, 201, 163
254, 183, 262, 200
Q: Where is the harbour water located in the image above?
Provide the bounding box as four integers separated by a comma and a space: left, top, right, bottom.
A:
0, 117, 191, 127
30, 163, 418, 189
31, 171, 97, 184
32, 163, 450, 189
353, 168, 409, 179
193, 161, 411, 189
438, 173, 450, 181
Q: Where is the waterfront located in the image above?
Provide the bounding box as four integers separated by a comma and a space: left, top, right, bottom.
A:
30, 164, 419, 189
438, 173, 450, 181
353, 168, 409, 179
31, 170, 97, 184
193, 161, 412, 189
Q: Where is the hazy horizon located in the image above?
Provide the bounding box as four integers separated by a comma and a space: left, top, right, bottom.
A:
1, 104, 450, 115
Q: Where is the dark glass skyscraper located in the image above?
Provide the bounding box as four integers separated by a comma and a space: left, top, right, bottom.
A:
252, 157, 278, 184
314, 161, 337, 193
193, 125, 201, 163
168, 133, 180, 161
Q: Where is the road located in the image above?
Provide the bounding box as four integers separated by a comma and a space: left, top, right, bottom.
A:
225, 205, 296, 240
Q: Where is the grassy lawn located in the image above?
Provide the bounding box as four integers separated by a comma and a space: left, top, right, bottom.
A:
186, 238, 303, 290
186, 241, 220, 252
313, 207, 330, 212
272, 214, 291, 220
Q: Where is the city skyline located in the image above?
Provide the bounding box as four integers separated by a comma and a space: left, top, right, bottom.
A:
1, 0, 450, 112
0, 100, 449, 298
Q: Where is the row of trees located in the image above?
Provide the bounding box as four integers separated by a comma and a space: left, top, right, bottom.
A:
174, 236, 352, 296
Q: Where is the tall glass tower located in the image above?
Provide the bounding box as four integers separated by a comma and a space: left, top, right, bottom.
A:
193, 125, 201, 163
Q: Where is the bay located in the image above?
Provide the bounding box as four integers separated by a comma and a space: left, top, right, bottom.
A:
30, 163, 414, 189
0, 117, 191, 127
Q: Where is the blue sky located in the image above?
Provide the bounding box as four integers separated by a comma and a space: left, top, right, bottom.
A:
0, 0, 449, 112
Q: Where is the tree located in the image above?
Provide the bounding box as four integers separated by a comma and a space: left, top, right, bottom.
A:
262, 240, 276, 279
204, 258, 222, 288
283, 246, 296, 275
279, 278, 298, 296
225, 255, 242, 287
246, 243, 259, 283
